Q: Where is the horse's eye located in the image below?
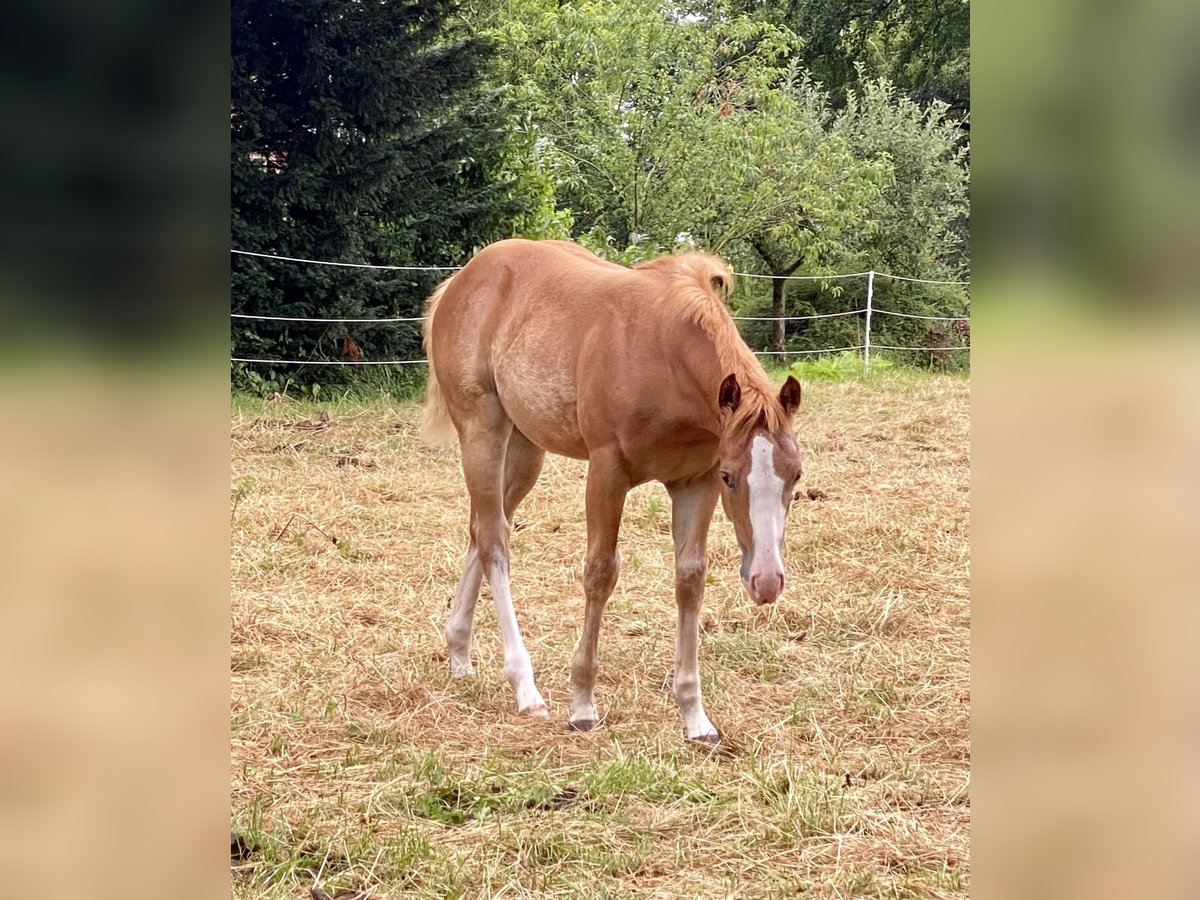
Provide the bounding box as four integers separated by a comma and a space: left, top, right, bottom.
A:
720, 470, 733, 488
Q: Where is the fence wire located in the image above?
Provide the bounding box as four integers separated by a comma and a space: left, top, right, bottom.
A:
232, 249, 969, 366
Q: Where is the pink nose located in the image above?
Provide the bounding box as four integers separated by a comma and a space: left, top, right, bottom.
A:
750, 572, 784, 605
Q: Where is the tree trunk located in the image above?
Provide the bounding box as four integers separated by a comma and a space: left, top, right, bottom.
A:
750, 238, 803, 358
771, 275, 786, 354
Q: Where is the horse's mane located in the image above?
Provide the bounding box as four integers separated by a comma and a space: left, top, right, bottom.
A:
634, 252, 789, 436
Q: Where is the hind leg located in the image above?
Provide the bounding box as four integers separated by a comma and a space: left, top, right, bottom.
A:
445, 430, 544, 678
450, 405, 547, 714
445, 533, 483, 678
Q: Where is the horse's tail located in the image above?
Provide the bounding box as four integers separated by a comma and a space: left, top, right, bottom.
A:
420, 275, 457, 446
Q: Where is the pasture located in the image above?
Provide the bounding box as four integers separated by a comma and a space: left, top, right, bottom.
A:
231, 371, 970, 899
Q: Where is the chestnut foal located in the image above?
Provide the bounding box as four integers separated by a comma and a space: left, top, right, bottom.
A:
422, 239, 802, 742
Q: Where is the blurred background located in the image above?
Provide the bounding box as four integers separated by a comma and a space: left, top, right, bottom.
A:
0, 0, 228, 897
974, 1, 1200, 899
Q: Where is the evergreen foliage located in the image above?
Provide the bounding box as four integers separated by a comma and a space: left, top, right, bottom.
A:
231, 0, 519, 385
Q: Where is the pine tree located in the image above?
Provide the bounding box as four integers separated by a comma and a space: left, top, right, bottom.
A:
231, 0, 518, 380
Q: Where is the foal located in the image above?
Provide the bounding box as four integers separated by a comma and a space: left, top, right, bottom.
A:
422, 239, 803, 742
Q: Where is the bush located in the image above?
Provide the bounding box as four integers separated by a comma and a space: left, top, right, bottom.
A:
789, 351, 893, 381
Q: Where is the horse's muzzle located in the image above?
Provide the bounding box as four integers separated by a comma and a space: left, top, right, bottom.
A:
743, 571, 784, 605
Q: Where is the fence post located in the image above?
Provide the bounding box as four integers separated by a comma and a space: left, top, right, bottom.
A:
863, 270, 875, 376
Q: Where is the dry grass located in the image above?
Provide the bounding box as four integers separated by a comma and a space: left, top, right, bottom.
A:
231, 371, 970, 899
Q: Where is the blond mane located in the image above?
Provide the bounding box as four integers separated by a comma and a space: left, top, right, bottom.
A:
635, 252, 789, 437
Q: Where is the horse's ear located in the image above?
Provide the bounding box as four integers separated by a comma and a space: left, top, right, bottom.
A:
709, 269, 733, 300
719, 373, 741, 413
778, 375, 802, 418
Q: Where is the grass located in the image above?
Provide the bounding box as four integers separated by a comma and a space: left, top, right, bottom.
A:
231, 369, 970, 899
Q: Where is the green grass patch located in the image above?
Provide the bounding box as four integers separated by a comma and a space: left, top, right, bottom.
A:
709, 631, 787, 682
379, 751, 721, 827
746, 760, 862, 840
582, 753, 717, 805
852, 677, 910, 720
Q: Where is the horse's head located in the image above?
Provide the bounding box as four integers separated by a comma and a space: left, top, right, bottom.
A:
716, 373, 803, 605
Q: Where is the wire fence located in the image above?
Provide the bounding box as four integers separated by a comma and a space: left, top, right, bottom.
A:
231, 249, 970, 371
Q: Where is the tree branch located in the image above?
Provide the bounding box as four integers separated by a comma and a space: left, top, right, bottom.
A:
750, 236, 778, 271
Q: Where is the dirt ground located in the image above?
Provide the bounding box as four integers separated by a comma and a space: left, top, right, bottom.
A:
231, 371, 969, 899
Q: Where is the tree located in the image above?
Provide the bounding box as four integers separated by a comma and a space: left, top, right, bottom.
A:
459, 0, 968, 357
730, 0, 970, 122
711, 79, 889, 352
231, 0, 520, 383
470, 2, 882, 247
742, 78, 969, 356
467, 1, 890, 349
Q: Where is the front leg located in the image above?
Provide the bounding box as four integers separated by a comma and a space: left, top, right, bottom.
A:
568, 454, 628, 731
667, 475, 722, 743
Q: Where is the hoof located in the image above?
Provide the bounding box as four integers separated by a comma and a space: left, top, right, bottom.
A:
687, 731, 721, 746
518, 703, 550, 718
449, 665, 474, 679
568, 719, 598, 732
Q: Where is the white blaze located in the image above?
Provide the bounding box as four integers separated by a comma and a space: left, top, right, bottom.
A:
747, 435, 785, 574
